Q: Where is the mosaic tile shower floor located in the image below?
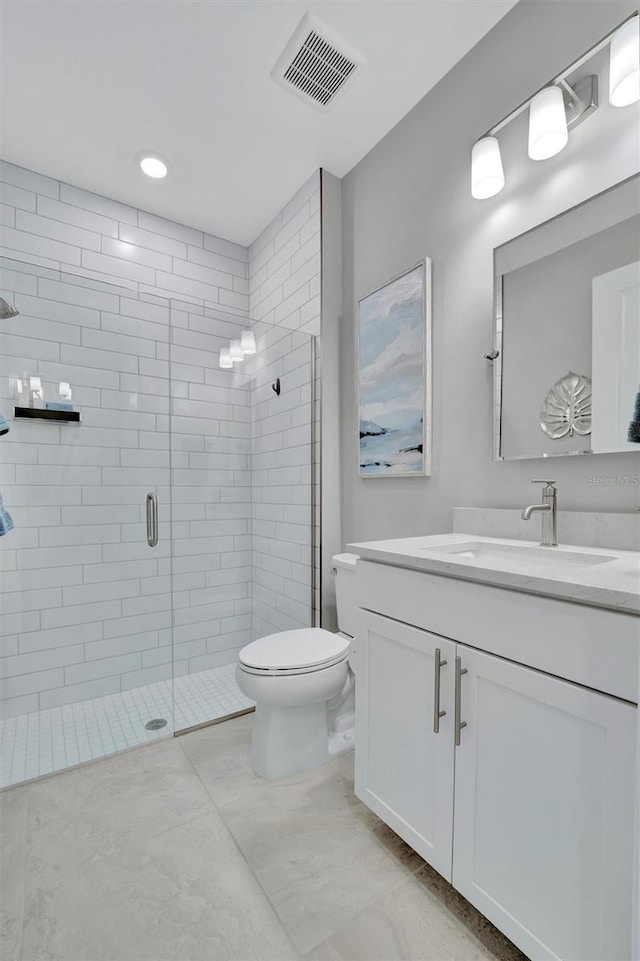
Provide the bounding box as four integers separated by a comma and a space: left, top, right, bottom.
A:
0, 662, 253, 789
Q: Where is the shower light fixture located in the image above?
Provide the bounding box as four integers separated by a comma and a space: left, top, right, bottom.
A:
240, 330, 257, 355
229, 340, 244, 363
528, 86, 569, 160
219, 347, 233, 370
469, 14, 638, 199
609, 18, 640, 106
139, 154, 168, 179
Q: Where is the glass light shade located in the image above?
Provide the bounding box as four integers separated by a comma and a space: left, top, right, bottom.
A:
240, 330, 256, 355
219, 347, 233, 369
229, 339, 244, 363
609, 18, 640, 107
528, 87, 568, 160
471, 137, 505, 199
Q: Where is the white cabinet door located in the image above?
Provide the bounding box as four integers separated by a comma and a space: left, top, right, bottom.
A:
354, 610, 456, 880
453, 645, 636, 961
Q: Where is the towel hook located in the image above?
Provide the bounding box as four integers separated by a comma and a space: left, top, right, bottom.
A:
272, 378, 281, 396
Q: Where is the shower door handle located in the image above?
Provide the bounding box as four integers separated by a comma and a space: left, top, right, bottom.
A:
146, 493, 158, 547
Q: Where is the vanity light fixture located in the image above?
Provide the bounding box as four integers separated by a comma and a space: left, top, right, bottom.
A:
229, 339, 244, 363
240, 330, 257, 356
138, 154, 169, 179
609, 17, 640, 107
471, 137, 505, 200
527, 86, 569, 160
219, 347, 233, 370
470, 13, 638, 199
219, 332, 258, 370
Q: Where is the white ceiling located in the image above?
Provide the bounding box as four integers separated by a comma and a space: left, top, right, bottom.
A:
1, 0, 517, 245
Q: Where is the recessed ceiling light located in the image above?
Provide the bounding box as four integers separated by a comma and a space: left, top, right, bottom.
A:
139, 154, 168, 179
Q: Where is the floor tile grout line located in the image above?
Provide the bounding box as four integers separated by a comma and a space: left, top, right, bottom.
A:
176, 736, 303, 961
15, 787, 29, 961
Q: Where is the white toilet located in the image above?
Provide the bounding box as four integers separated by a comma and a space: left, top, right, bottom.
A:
236, 552, 358, 780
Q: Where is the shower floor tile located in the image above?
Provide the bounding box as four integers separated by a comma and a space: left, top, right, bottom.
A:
0, 662, 253, 790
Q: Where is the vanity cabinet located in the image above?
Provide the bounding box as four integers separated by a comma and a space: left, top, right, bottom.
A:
355, 611, 455, 879
353, 564, 638, 961
453, 645, 635, 961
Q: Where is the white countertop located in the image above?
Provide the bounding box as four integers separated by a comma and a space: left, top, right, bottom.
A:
347, 533, 640, 614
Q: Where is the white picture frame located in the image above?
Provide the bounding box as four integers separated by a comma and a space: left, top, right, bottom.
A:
357, 259, 432, 477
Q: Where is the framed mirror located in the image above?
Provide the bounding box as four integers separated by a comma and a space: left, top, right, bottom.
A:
493, 174, 640, 460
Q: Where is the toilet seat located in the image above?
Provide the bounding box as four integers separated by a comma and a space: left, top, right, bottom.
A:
238, 628, 350, 677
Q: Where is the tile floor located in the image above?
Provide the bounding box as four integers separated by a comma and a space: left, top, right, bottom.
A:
0, 662, 253, 789
1, 712, 528, 961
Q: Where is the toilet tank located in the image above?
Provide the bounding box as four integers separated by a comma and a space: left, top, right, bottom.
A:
332, 553, 359, 638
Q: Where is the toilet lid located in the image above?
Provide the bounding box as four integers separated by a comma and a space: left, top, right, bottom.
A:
239, 628, 350, 672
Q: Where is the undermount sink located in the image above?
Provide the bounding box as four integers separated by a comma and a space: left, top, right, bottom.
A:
420, 541, 617, 568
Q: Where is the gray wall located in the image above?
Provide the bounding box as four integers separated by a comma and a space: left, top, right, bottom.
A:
340, 0, 640, 545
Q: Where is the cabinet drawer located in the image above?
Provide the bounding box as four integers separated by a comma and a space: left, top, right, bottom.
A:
356, 560, 639, 702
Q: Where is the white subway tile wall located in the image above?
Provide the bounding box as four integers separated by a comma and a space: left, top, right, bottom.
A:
248, 172, 321, 635
0, 161, 320, 732
0, 161, 252, 720
249, 324, 313, 638
249, 173, 321, 338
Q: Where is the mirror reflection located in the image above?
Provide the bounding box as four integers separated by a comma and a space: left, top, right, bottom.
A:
494, 175, 640, 460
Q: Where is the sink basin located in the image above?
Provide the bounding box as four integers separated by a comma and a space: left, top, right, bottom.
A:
420, 541, 616, 568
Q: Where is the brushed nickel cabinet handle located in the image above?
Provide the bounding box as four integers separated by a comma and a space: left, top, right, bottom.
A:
454, 655, 468, 747
433, 648, 447, 734
146, 493, 158, 547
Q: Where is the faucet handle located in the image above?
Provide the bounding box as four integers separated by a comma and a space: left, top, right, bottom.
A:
531, 479, 556, 486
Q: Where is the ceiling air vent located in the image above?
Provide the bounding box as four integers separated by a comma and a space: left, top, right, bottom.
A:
272, 13, 364, 110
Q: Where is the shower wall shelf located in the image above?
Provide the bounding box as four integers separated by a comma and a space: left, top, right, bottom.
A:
14, 407, 81, 423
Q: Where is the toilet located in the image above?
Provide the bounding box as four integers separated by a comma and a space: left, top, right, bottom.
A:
236, 552, 358, 780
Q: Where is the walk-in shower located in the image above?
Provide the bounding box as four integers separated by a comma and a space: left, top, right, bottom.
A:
0, 259, 316, 788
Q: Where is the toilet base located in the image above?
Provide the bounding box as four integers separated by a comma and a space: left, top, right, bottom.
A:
251, 701, 331, 780
328, 725, 355, 759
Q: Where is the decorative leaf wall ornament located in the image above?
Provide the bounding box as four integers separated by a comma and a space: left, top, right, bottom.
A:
540, 371, 592, 439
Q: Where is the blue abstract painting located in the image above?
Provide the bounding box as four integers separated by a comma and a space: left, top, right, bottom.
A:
358, 262, 430, 477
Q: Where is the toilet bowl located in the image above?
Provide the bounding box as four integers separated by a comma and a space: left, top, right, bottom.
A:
236, 552, 358, 780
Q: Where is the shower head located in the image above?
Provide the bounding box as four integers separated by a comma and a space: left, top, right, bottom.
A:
0, 297, 19, 320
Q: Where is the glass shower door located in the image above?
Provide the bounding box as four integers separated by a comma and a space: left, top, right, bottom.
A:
0, 260, 174, 787
169, 301, 315, 732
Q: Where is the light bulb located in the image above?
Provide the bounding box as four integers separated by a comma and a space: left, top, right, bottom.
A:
471, 137, 505, 199
240, 330, 256, 355
229, 340, 244, 363
219, 348, 233, 370
610, 18, 640, 107
528, 87, 568, 160
139, 155, 168, 179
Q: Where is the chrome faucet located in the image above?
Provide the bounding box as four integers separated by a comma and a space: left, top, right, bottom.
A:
521, 480, 558, 547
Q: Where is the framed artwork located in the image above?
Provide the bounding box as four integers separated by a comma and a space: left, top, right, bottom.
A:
357, 259, 432, 477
